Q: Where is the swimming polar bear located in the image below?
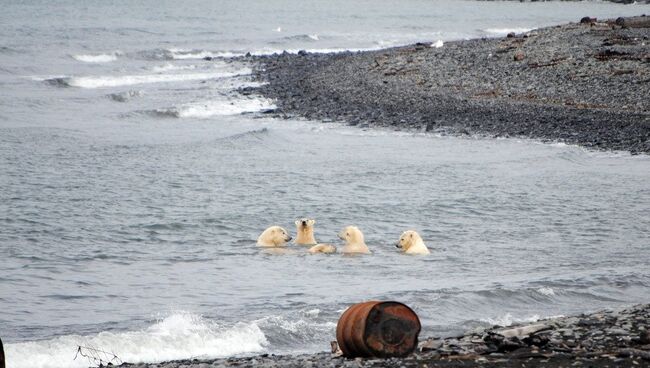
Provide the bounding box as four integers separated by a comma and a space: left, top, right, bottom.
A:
257, 226, 292, 247
295, 218, 337, 254
295, 218, 317, 245
338, 226, 371, 254
396, 230, 430, 255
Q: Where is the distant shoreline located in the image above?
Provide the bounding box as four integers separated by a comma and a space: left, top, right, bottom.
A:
117, 303, 650, 367
246, 16, 649, 154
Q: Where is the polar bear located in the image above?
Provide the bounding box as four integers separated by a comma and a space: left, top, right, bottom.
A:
395, 230, 430, 254
295, 218, 317, 245
257, 226, 292, 247
338, 226, 371, 254
294, 218, 337, 254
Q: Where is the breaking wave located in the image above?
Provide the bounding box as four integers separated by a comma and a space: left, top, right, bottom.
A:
151, 96, 276, 118
167, 48, 243, 59
72, 52, 121, 63
4, 312, 268, 368
482, 27, 533, 35
43, 69, 251, 88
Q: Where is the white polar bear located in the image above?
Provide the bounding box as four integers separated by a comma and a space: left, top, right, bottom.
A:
338, 226, 371, 254
294, 218, 317, 245
257, 226, 292, 247
295, 218, 337, 254
395, 230, 430, 255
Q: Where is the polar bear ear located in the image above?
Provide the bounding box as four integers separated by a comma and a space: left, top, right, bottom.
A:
295, 220, 300, 226
309, 219, 315, 225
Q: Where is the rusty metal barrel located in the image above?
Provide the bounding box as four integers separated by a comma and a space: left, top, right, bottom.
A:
336, 301, 421, 358
1, 336, 5, 368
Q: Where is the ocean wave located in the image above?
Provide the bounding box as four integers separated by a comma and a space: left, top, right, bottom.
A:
483, 27, 533, 35
279, 34, 320, 42
149, 63, 198, 72
4, 312, 268, 368
43, 69, 251, 89
107, 90, 143, 102
480, 313, 565, 327
72, 52, 121, 63
151, 96, 275, 118
167, 48, 243, 60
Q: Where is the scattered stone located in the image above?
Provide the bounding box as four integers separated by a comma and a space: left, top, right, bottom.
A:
580, 16, 597, 24
506, 32, 516, 38
247, 15, 650, 154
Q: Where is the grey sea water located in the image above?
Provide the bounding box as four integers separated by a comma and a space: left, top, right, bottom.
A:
1, 1, 649, 367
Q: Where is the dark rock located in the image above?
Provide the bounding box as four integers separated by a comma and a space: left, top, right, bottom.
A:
203, 56, 213, 61
507, 32, 516, 38
580, 17, 596, 24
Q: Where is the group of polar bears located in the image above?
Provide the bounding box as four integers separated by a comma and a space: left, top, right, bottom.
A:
256, 218, 430, 255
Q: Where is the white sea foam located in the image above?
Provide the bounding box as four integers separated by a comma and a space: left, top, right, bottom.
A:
72, 52, 120, 63
4, 312, 268, 368
155, 96, 276, 118
482, 313, 565, 327
58, 69, 251, 89
483, 27, 533, 35
431, 40, 444, 48
536, 287, 556, 296
482, 313, 541, 327
150, 63, 198, 72
167, 48, 243, 59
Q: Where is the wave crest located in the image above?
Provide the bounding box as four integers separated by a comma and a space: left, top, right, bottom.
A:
4, 312, 268, 368
72, 52, 121, 63
151, 97, 276, 118
43, 69, 250, 89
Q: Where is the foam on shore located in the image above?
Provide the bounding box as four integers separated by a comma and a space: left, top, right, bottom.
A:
4, 313, 268, 368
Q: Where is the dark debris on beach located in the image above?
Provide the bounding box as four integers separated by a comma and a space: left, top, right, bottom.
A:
245, 16, 650, 154
118, 304, 650, 368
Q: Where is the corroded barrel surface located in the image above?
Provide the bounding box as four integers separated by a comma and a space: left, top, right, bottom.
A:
336, 301, 421, 358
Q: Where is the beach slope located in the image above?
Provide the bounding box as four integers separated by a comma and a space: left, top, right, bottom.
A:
250, 16, 650, 153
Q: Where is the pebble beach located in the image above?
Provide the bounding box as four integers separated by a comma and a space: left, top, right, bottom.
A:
249, 16, 650, 153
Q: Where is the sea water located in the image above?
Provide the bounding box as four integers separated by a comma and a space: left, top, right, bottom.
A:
1, 1, 649, 367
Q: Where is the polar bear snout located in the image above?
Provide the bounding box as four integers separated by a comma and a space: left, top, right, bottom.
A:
338, 231, 346, 241
301, 220, 308, 226
395, 241, 403, 248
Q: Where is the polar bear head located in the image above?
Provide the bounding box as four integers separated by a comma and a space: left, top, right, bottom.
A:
396, 230, 430, 254
338, 225, 365, 245
257, 226, 292, 247
295, 218, 317, 245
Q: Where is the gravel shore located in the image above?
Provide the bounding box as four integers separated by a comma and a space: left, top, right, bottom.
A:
246, 16, 650, 153
118, 304, 650, 368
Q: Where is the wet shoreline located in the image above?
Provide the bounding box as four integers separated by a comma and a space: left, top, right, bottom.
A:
117, 303, 650, 367
246, 16, 650, 154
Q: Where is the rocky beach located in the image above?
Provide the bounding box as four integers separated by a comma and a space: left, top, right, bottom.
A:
246, 16, 650, 154
116, 304, 650, 368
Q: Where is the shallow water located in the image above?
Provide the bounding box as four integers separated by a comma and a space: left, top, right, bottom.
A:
1, 1, 650, 367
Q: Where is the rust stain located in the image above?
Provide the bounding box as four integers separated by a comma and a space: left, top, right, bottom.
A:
336, 301, 421, 358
